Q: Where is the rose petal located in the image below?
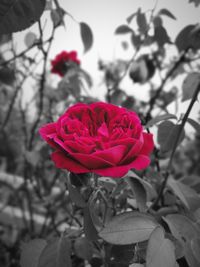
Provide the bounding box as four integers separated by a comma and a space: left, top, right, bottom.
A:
64, 140, 95, 154
140, 133, 154, 155
39, 123, 58, 148
93, 145, 127, 165
51, 151, 89, 173
93, 155, 150, 178
120, 140, 143, 164
70, 153, 114, 169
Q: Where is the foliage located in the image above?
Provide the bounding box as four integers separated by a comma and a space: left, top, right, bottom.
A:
0, 0, 200, 267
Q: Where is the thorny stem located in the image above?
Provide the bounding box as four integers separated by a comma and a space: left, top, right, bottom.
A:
151, 82, 200, 209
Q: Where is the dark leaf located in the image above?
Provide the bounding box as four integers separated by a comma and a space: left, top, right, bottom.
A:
0, 34, 12, 46
99, 211, 158, 245
74, 237, 93, 260
182, 72, 200, 102
188, 0, 200, 7
38, 236, 72, 267
136, 8, 148, 34
80, 22, 93, 53
66, 175, 86, 208
191, 238, 200, 263
146, 227, 176, 267
126, 12, 137, 24
157, 121, 185, 153
154, 26, 171, 47
83, 206, 99, 241
187, 118, 200, 134
0, 67, 15, 85
20, 239, 47, 267
115, 25, 133, 34
175, 24, 200, 52
145, 114, 177, 128
167, 177, 200, 209
158, 9, 176, 20
163, 214, 200, 243
51, 8, 65, 28
0, 0, 46, 34
126, 176, 147, 212
131, 32, 141, 49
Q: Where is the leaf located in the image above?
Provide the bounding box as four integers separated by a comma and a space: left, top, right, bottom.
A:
126, 176, 147, 212
24, 32, 37, 48
154, 26, 171, 47
66, 176, 86, 208
0, 0, 46, 34
145, 114, 177, 128
131, 32, 141, 49
184, 241, 200, 267
146, 227, 176, 267
0, 67, 15, 85
126, 12, 137, 24
188, 0, 200, 7
187, 118, 200, 134
167, 177, 200, 209
0, 34, 12, 46
158, 9, 176, 20
20, 239, 47, 267
80, 22, 93, 53
51, 8, 65, 28
191, 238, 200, 263
83, 206, 99, 241
157, 121, 185, 153
127, 171, 157, 201
136, 8, 148, 34
115, 25, 133, 34
74, 237, 93, 260
45, 0, 53, 11
163, 214, 200, 243
175, 24, 200, 52
182, 73, 200, 102
99, 211, 159, 245
38, 236, 72, 267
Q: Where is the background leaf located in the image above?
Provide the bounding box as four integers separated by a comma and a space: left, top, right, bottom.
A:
175, 24, 200, 52
158, 9, 176, 20
115, 25, 133, 34
0, 0, 46, 34
145, 114, 177, 128
182, 72, 200, 102
80, 22, 93, 53
157, 121, 185, 153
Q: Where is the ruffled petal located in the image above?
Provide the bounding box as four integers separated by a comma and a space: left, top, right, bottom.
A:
93, 155, 150, 178
51, 151, 89, 173
140, 133, 154, 155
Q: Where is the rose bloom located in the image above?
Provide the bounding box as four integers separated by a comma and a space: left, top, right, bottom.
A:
51, 50, 80, 77
39, 102, 154, 178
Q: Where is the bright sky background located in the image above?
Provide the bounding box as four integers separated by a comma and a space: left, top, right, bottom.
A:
13, 0, 200, 125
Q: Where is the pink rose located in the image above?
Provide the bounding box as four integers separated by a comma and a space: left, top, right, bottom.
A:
39, 102, 154, 178
51, 50, 80, 77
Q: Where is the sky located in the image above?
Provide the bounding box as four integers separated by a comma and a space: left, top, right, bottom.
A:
13, 0, 200, 124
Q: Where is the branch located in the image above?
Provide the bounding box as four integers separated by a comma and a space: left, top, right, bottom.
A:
151, 82, 200, 209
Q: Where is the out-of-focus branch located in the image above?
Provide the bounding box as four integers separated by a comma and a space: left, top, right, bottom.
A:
28, 23, 55, 150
